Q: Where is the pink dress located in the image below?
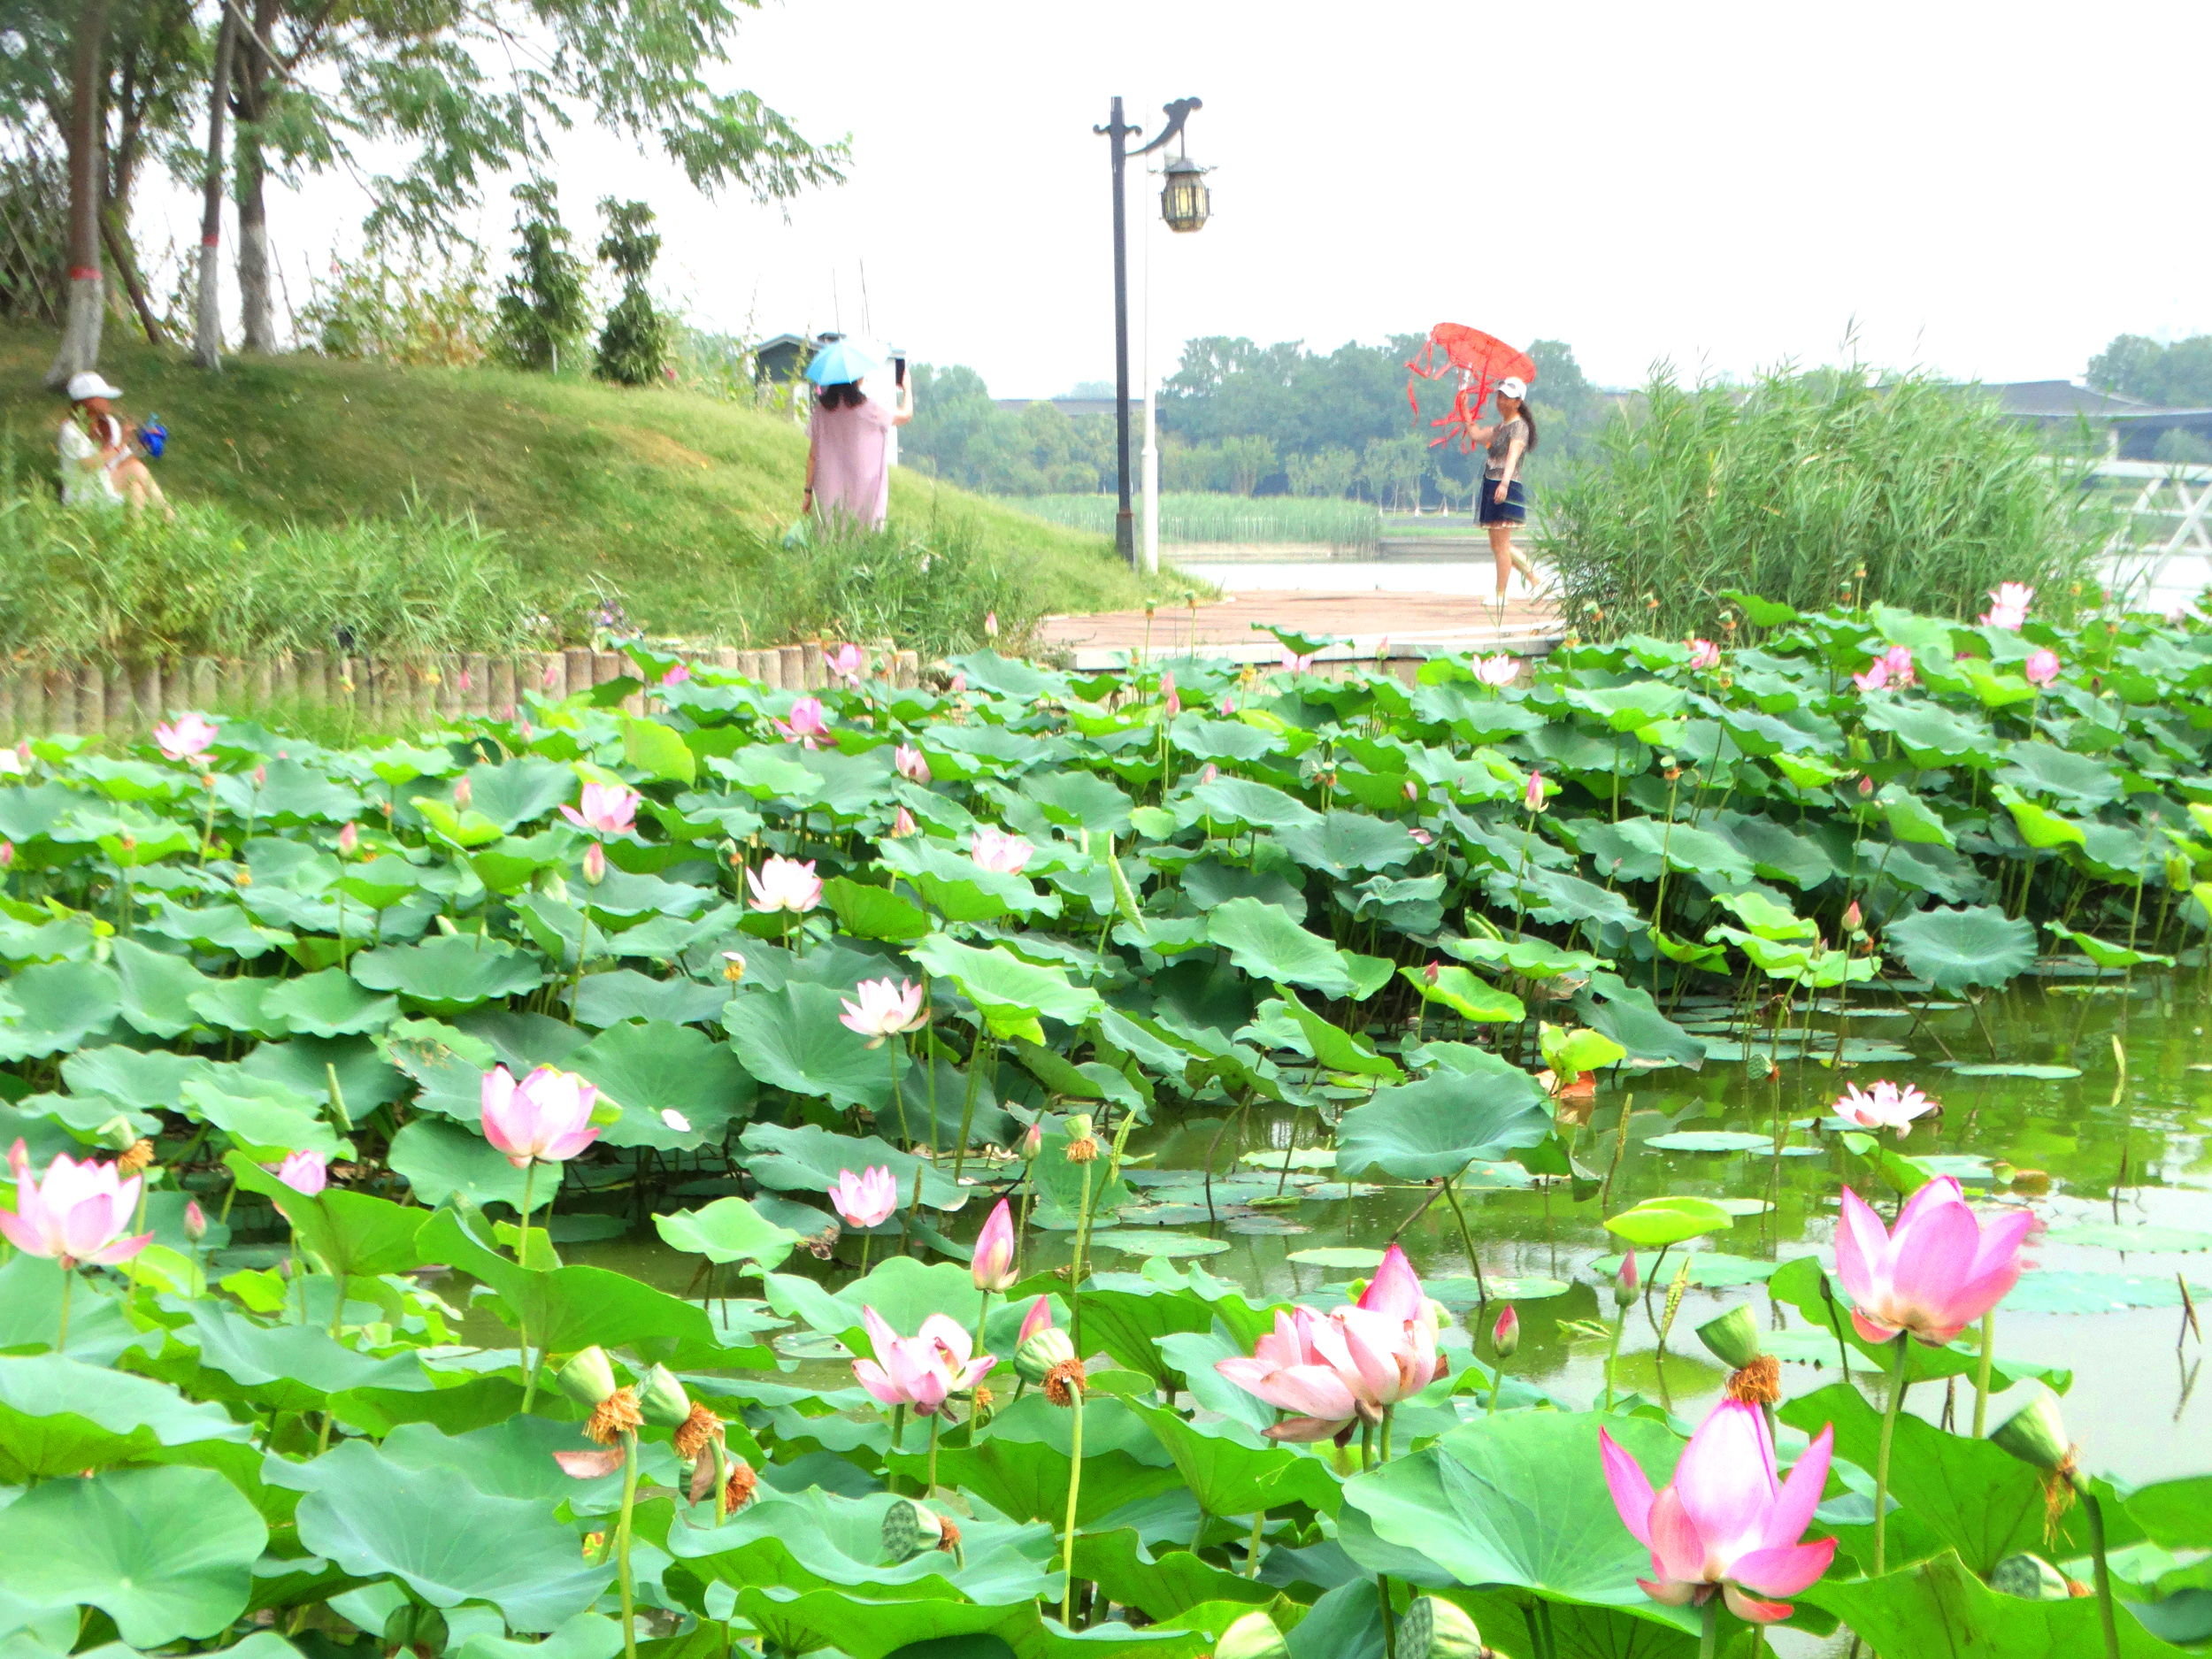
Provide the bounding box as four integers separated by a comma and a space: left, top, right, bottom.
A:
809, 396, 895, 530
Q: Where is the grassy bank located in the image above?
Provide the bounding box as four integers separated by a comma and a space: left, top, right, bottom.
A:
0, 325, 1147, 652
1018, 491, 1380, 551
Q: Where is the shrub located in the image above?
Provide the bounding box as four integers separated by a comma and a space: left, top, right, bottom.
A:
297, 251, 495, 368
494, 180, 592, 373
593, 199, 670, 387
1539, 365, 2105, 639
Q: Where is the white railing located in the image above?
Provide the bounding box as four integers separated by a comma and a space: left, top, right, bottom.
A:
2090, 460, 2212, 613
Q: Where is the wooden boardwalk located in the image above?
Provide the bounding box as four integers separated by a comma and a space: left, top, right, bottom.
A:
1038, 587, 1561, 670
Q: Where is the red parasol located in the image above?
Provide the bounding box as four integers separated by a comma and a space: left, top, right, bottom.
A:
1405, 323, 1537, 452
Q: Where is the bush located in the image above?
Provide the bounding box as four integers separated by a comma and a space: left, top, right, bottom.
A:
593, 199, 669, 387
493, 180, 592, 373
1538, 366, 2104, 639
297, 251, 495, 367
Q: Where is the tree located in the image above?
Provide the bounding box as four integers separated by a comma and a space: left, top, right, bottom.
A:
42, 0, 109, 386
1361, 434, 1429, 511
593, 197, 667, 385
1286, 446, 1357, 498
495, 179, 590, 372
1221, 434, 1276, 496
2088, 334, 2212, 408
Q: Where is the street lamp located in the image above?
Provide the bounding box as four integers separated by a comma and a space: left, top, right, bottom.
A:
1097, 96, 1206, 567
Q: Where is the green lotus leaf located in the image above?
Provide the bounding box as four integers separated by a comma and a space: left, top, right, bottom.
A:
569, 968, 732, 1027
823, 875, 934, 941
889, 1393, 1181, 1529
1886, 903, 2038, 993
1263, 994, 1404, 1080
334, 855, 422, 910
1275, 810, 1422, 879
1709, 810, 1837, 888
723, 981, 895, 1112
1021, 769, 1133, 835
1994, 741, 2122, 810
1187, 776, 1325, 833
0, 1354, 253, 1480
1339, 1411, 1694, 1632
1991, 783, 2088, 851
1589, 1249, 1776, 1286
453, 756, 579, 831
1562, 682, 1689, 732
2044, 922, 2173, 971
1878, 787, 1956, 849
457, 1615, 626, 1659
1603, 1194, 1735, 1248
568, 1018, 755, 1150
1401, 964, 1525, 1025
350, 935, 545, 1014
906, 933, 1103, 1035
261, 967, 399, 1038
1073, 1527, 1277, 1624
277, 1439, 610, 1630
1859, 698, 1994, 766
1205, 898, 1356, 1000
183, 1078, 347, 1159
0, 1255, 156, 1367
1803, 1549, 2173, 1659
1123, 1396, 1344, 1519
386, 1118, 532, 1211
108, 936, 215, 1037
0, 958, 120, 1061
1171, 714, 1281, 764
1335, 1067, 1552, 1181
0, 1465, 267, 1645
1643, 1131, 1778, 1154
739, 1121, 971, 1211
654, 1195, 799, 1271
60, 1043, 221, 1110
877, 835, 1059, 922
227, 1153, 428, 1280
1090, 1230, 1233, 1258
617, 714, 695, 783
2041, 1224, 2212, 1251
412, 797, 506, 849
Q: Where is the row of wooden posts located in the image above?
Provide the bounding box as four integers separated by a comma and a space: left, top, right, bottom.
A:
0, 643, 925, 742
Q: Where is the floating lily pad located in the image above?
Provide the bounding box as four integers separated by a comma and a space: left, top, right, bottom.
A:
1591, 1251, 1779, 1286
1224, 1217, 1310, 1236
1939, 1063, 2083, 1079
2001, 1270, 2212, 1315
1645, 1131, 1779, 1153
1286, 1247, 1386, 1269
1088, 1230, 1232, 1258
2044, 1225, 2212, 1252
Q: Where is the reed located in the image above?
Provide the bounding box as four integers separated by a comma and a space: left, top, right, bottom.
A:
1537, 365, 2106, 641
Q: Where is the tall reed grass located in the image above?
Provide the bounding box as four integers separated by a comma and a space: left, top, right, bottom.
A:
1016, 492, 1380, 552
1538, 367, 2106, 639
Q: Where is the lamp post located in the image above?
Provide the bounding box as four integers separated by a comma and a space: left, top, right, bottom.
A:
1097, 96, 1206, 568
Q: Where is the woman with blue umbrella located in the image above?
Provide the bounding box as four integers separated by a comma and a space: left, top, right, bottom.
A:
803, 335, 912, 531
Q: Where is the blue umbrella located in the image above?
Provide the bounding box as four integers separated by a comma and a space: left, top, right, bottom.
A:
803, 336, 882, 386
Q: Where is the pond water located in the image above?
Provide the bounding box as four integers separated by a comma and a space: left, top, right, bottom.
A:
568, 967, 2211, 1485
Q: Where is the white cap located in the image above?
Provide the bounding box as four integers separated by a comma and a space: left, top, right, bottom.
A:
1497, 376, 1528, 400
65, 371, 122, 403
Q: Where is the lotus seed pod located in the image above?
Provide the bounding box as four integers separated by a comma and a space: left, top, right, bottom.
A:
635, 1363, 692, 1429
1399, 1595, 1484, 1659
93, 1114, 138, 1154
1212, 1610, 1292, 1659
1991, 1553, 2072, 1601
555, 1345, 619, 1408
1696, 1305, 1763, 1371
1990, 1392, 2074, 1477
1064, 1112, 1094, 1143
881, 1497, 944, 1563
1015, 1324, 1076, 1386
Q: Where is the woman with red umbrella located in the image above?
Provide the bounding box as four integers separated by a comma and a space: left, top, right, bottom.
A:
1470, 377, 1538, 603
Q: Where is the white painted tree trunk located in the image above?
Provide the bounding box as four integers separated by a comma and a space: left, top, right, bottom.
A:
42, 0, 111, 388
192, 4, 238, 370
235, 142, 273, 354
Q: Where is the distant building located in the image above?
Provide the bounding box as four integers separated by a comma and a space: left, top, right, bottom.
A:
1975, 380, 2212, 459
755, 334, 811, 383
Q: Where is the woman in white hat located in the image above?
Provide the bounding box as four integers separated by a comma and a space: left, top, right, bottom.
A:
59, 371, 172, 518
1470, 378, 1537, 602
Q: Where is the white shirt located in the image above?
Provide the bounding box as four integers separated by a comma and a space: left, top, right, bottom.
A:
58, 419, 122, 507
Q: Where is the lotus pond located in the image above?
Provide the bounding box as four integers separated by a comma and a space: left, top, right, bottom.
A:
1, 594, 2209, 1659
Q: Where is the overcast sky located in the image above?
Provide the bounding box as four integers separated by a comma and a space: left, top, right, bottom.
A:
167, 0, 2212, 396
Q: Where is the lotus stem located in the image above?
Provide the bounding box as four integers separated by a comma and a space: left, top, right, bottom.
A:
888, 1030, 911, 1148
55, 1268, 71, 1354
516, 1160, 539, 1408
1247, 1509, 1265, 1578
1380, 1577, 1399, 1659
1069, 1160, 1094, 1356
1973, 1310, 1994, 1437
951, 1032, 990, 1181
616, 1429, 640, 1659
1379, 1404, 1394, 1462
710, 1435, 730, 1523
856, 1231, 872, 1279
2084, 1490, 2121, 1659
567, 903, 590, 1026
924, 1409, 941, 1496
1872, 1335, 1910, 1574
1603, 1309, 1625, 1411
1058, 1381, 1085, 1625
1487, 1351, 1506, 1416
1698, 1597, 1718, 1659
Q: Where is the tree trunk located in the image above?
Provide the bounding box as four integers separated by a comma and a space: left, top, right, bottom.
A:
193, 3, 239, 369
234, 127, 273, 352
101, 211, 165, 345
43, 0, 111, 388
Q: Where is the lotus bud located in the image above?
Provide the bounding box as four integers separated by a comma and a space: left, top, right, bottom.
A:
382, 1601, 449, 1659
583, 841, 606, 885
183, 1198, 208, 1243
1015, 1323, 1077, 1386
1399, 1595, 1484, 1659
1858, 774, 1875, 797
984, 611, 998, 640
338, 821, 359, 857
1019, 1121, 1043, 1159
94, 1114, 138, 1154
252, 764, 267, 789
1990, 1393, 2076, 1479
454, 776, 473, 810
1696, 1305, 1763, 1371
0, 840, 12, 870
555, 1345, 620, 1408
882, 1496, 946, 1563
1614, 1249, 1639, 1308
1213, 1611, 1292, 1659
1842, 900, 1864, 936
636, 1363, 692, 1429
1491, 1305, 1519, 1358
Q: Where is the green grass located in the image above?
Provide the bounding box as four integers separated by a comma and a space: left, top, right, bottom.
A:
1017, 491, 1379, 552
0, 325, 1145, 653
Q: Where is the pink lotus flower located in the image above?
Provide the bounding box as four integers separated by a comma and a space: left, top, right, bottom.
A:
1409, 826, 1434, 846
890, 806, 918, 838
831, 1165, 899, 1229
747, 855, 822, 913
1359, 1242, 1426, 1322
273, 1149, 328, 1195
1523, 771, 1547, 814
1199, 764, 1219, 785
0, 1144, 153, 1268
1475, 653, 1519, 687
454, 777, 473, 811
337, 821, 359, 857
155, 712, 219, 764
772, 697, 833, 748
839, 977, 927, 1046
895, 744, 931, 783
2024, 649, 2060, 687
972, 1199, 1018, 1291
480, 1065, 603, 1168
853, 1306, 997, 1416
1217, 1243, 1444, 1441
1280, 649, 1317, 674
1601, 1398, 1837, 1622
1019, 1293, 1053, 1344
1161, 671, 1180, 718
1220, 696, 1236, 715
1834, 1079, 1935, 1133
950, 673, 968, 695
984, 611, 999, 640
560, 781, 641, 835
1492, 1304, 1520, 1357
971, 826, 1035, 875
1836, 1177, 2032, 1345
1686, 639, 1723, 672
183, 1198, 208, 1243
0, 840, 12, 871
1852, 661, 1889, 694
661, 664, 691, 687
825, 643, 867, 685
582, 841, 606, 885
1978, 582, 2034, 630
1881, 644, 1916, 687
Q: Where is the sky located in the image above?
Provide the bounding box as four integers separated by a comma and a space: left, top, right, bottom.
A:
149, 0, 2212, 396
